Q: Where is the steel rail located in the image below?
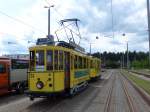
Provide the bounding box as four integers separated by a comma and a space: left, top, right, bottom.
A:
121, 71, 150, 107
120, 72, 138, 112
104, 74, 115, 112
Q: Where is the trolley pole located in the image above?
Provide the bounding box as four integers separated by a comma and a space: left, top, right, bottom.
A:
147, 0, 150, 67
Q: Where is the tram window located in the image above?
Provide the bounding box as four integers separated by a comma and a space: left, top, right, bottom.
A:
86, 59, 88, 68
59, 51, 63, 70
83, 58, 86, 68
47, 50, 53, 70
79, 56, 82, 69
74, 55, 78, 69
54, 50, 58, 70
71, 55, 73, 70
30, 51, 35, 70
12, 59, 28, 69
95, 61, 96, 68
0, 64, 6, 73
90, 60, 93, 68
87, 59, 90, 68
36, 50, 44, 66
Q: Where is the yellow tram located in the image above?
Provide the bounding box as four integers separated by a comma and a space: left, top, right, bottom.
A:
27, 40, 101, 100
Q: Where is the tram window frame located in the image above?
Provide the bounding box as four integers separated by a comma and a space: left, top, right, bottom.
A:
30, 51, 35, 71
46, 50, 53, 70
59, 50, 63, 70
54, 50, 58, 70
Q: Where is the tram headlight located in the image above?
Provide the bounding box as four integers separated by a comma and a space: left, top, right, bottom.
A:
36, 81, 44, 89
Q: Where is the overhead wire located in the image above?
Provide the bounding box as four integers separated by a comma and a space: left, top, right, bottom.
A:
111, 0, 114, 38
0, 10, 46, 34
44, 0, 50, 6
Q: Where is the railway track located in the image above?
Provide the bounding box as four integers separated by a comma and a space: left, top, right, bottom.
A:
121, 71, 150, 107
104, 73, 116, 112
120, 73, 138, 112
104, 71, 139, 112
80, 73, 112, 112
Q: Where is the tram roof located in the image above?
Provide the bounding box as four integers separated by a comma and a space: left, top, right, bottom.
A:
29, 45, 100, 60
29, 45, 89, 57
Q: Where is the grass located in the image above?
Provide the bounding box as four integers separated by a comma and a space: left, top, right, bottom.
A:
134, 69, 150, 75
122, 70, 150, 95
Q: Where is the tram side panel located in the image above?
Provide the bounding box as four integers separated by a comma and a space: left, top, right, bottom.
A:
70, 55, 90, 91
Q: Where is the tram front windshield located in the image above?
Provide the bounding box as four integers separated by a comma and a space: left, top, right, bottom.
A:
30, 50, 54, 71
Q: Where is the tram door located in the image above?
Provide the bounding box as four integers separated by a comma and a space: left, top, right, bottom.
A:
64, 52, 70, 89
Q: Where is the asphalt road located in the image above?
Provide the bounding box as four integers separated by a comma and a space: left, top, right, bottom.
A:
0, 69, 149, 112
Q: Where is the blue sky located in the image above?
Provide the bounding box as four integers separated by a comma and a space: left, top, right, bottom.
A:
0, 0, 149, 55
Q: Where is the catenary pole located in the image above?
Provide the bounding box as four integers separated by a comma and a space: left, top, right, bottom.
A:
147, 0, 150, 66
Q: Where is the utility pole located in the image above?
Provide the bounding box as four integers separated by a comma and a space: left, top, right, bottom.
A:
147, 0, 150, 67
121, 52, 124, 69
44, 5, 54, 38
123, 52, 124, 68
122, 33, 129, 69
48, 8, 50, 36
90, 43, 91, 55
127, 42, 129, 69
89, 36, 99, 55
121, 56, 122, 69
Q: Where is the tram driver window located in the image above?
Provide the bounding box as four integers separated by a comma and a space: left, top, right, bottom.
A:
36, 50, 44, 71
47, 50, 53, 70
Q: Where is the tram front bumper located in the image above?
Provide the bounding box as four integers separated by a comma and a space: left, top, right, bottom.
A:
25, 90, 64, 98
